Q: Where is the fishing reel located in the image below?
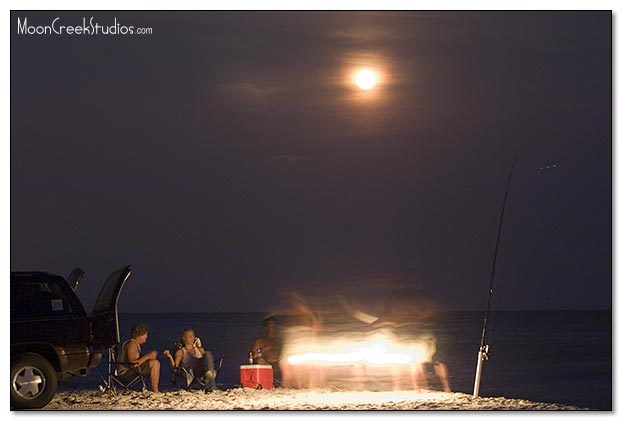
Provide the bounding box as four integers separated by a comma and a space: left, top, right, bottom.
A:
481, 344, 490, 361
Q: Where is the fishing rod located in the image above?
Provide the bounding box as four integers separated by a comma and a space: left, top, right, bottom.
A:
473, 158, 517, 398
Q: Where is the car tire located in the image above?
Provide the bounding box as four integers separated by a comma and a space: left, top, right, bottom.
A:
10, 353, 57, 410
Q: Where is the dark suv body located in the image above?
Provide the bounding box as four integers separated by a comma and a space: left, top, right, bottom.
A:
10, 265, 132, 409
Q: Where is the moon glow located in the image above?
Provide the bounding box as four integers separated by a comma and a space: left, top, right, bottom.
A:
355, 69, 377, 90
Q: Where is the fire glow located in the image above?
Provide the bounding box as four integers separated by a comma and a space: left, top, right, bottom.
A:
286, 338, 429, 366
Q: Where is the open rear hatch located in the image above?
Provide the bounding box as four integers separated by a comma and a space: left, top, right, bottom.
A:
89, 265, 132, 349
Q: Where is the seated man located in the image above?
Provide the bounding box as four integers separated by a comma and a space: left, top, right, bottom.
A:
250, 316, 283, 387
164, 328, 216, 392
117, 323, 161, 393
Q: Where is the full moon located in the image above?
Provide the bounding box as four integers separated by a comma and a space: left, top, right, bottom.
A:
355, 69, 377, 90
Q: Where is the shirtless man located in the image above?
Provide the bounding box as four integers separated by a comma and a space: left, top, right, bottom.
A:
250, 317, 283, 386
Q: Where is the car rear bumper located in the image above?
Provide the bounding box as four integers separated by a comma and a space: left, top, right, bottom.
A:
57, 347, 101, 378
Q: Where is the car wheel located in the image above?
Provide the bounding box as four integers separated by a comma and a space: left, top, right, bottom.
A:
10, 353, 57, 409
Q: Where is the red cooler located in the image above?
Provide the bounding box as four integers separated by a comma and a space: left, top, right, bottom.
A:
240, 364, 274, 390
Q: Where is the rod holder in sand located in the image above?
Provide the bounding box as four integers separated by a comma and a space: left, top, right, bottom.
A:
473, 345, 489, 398
473, 159, 515, 398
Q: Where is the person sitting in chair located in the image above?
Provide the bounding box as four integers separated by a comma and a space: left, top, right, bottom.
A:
164, 328, 216, 392
117, 323, 161, 393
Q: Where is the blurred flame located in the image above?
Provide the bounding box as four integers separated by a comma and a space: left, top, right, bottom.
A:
286, 334, 431, 366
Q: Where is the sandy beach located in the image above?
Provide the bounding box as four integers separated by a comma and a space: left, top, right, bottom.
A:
44, 388, 586, 410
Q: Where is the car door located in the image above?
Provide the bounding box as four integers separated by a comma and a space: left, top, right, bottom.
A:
89, 265, 132, 350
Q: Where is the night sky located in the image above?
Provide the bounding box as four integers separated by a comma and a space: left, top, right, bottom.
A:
10, 11, 611, 313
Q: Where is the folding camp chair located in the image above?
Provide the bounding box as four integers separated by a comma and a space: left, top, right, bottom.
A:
87, 265, 142, 396
97, 345, 147, 396
170, 351, 224, 392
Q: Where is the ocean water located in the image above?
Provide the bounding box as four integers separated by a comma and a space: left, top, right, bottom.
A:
57, 310, 612, 410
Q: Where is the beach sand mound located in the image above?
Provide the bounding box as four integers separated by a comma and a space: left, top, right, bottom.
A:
44, 388, 585, 410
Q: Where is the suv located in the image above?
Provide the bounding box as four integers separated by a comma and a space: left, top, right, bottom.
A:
10, 265, 132, 409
